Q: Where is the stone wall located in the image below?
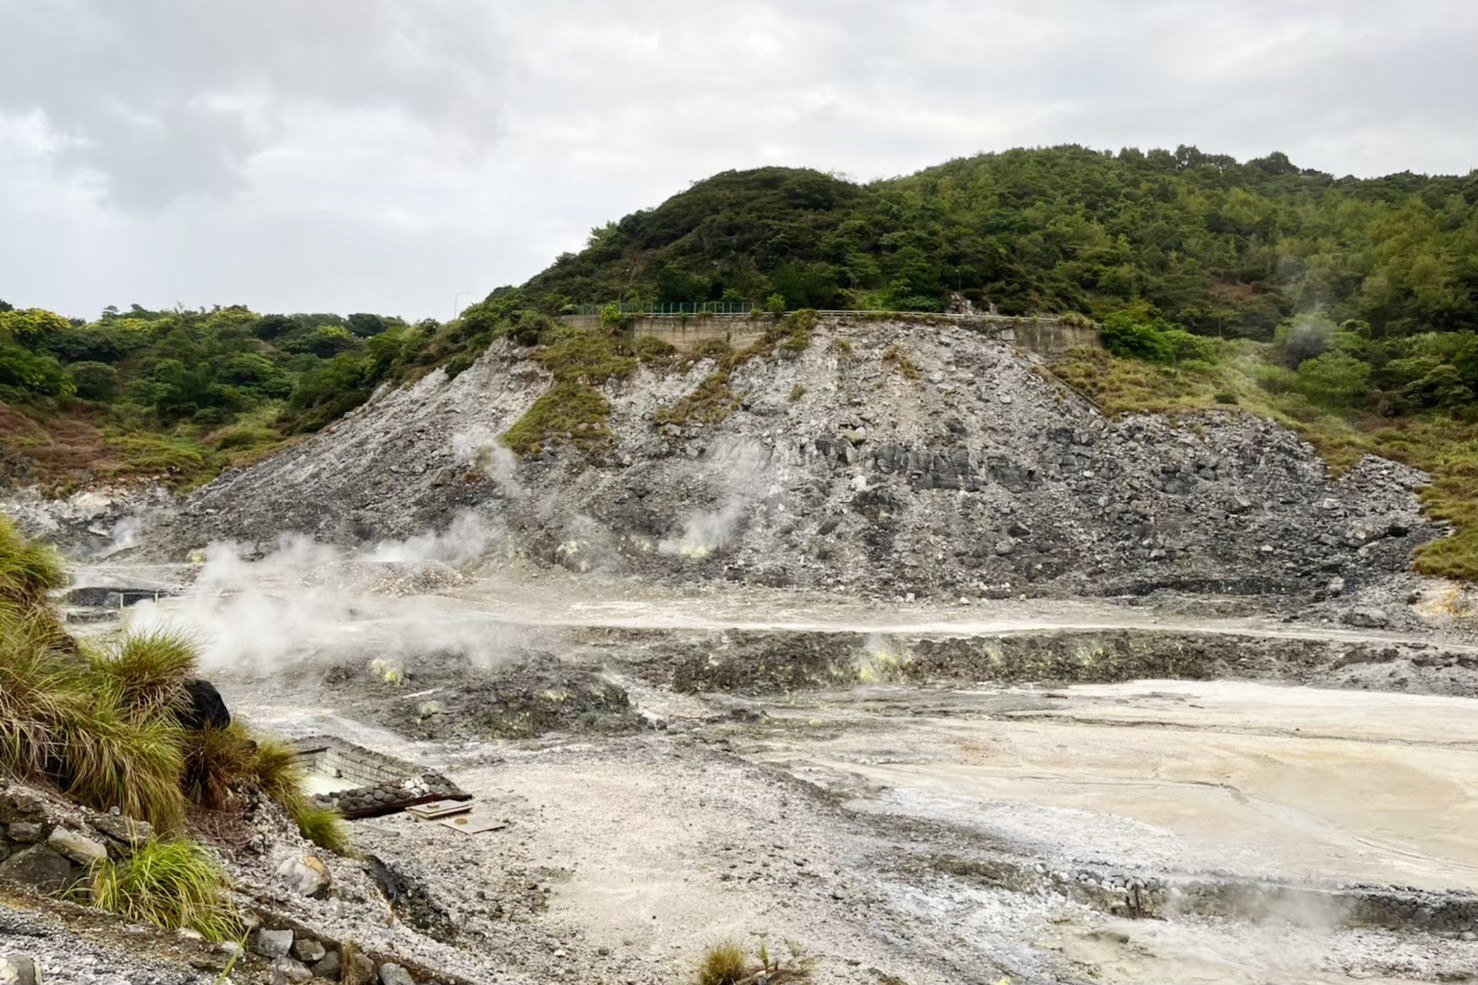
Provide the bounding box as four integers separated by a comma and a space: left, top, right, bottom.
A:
293, 736, 466, 819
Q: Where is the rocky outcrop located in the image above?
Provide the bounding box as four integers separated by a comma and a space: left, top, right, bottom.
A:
144, 320, 1435, 602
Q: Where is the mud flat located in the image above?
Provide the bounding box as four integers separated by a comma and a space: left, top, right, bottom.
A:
157, 568, 1473, 985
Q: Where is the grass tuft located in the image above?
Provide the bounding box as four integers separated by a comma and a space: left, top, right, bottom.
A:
881, 343, 920, 380
0, 517, 67, 613
696, 941, 749, 985
87, 838, 239, 941
656, 372, 740, 427
183, 723, 257, 810
85, 629, 197, 719
293, 804, 352, 856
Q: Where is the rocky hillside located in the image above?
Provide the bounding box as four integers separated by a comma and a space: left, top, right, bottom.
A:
141, 317, 1434, 602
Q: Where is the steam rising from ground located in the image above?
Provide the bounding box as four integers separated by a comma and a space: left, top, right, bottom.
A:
126, 510, 519, 675
98, 516, 143, 558
660, 438, 776, 557
451, 427, 524, 500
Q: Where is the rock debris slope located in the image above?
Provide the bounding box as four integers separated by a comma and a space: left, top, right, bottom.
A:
156, 319, 1434, 600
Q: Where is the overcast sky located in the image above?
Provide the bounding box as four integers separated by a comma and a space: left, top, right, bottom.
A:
1, 0, 1474, 321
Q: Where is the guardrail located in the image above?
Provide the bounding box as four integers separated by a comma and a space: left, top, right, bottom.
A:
571, 305, 1079, 324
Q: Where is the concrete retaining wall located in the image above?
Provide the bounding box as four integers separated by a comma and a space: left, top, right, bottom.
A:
557, 311, 1099, 357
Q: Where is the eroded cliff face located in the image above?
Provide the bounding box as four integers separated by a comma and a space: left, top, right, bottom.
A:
147, 318, 1431, 601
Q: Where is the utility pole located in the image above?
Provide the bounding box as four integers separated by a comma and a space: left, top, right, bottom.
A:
452, 292, 472, 320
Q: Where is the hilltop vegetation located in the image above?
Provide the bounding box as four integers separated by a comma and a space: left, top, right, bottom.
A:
0, 296, 555, 489
1, 145, 1472, 575
526, 146, 1475, 336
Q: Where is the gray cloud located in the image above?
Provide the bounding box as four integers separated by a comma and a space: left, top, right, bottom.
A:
0, 0, 1474, 319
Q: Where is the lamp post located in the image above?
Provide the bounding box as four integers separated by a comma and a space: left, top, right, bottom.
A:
452, 291, 472, 320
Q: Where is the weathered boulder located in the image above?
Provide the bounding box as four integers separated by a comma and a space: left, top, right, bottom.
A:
379, 963, 415, 985
345, 950, 377, 985
272, 957, 313, 984
0, 846, 74, 894
1342, 606, 1391, 629
310, 950, 342, 980
0, 954, 40, 985
276, 854, 331, 899
179, 679, 231, 731
5, 823, 44, 845
89, 813, 154, 851
253, 928, 294, 959
45, 827, 107, 865
290, 938, 327, 964
0, 792, 43, 825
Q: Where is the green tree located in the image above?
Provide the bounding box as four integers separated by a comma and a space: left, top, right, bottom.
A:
1296, 351, 1371, 406
67, 361, 120, 400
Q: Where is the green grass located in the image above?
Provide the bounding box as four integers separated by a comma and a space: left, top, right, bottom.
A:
292, 804, 352, 856
87, 630, 197, 718
656, 372, 740, 427
86, 838, 239, 941
102, 432, 222, 489
504, 381, 615, 455
184, 724, 256, 810
1047, 343, 1478, 581
0, 515, 67, 613
502, 328, 639, 455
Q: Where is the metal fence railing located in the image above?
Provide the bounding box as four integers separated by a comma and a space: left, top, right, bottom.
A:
573, 301, 755, 316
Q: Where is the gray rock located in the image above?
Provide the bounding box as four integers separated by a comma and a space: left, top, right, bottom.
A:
993, 538, 1016, 556
273, 958, 314, 984
0, 846, 74, 894
379, 963, 415, 985
253, 928, 294, 959
346, 951, 377, 985
290, 938, 327, 964
0, 792, 43, 825
1325, 576, 1345, 596
0, 954, 39, 985
88, 813, 154, 850
5, 824, 43, 845
275, 854, 331, 899
45, 827, 107, 865
1341, 606, 1390, 629
310, 950, 342, 980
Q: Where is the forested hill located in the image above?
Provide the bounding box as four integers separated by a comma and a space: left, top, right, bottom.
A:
523, 145, 1476, 341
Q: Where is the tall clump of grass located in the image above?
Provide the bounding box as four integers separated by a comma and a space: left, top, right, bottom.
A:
0, 516, 67, 613
696, 941, 749, 985
87, 838, 240, 941
86, 630, 197, 716
0, 613, 73, 777
200, 732, 352, 855
0, 517, 350, 851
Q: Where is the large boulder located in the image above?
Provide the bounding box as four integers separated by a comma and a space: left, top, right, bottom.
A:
179, 679, 231, 730
0, 845, 75, 894
276, 854, 331, 899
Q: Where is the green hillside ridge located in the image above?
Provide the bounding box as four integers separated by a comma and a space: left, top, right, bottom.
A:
1, 145, 1473, 577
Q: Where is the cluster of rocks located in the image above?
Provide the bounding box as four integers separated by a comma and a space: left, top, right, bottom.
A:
311, 774, 466, 820
0, 785, 153, 897
248, 925, 419, 985
125, 319, 1438, 610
